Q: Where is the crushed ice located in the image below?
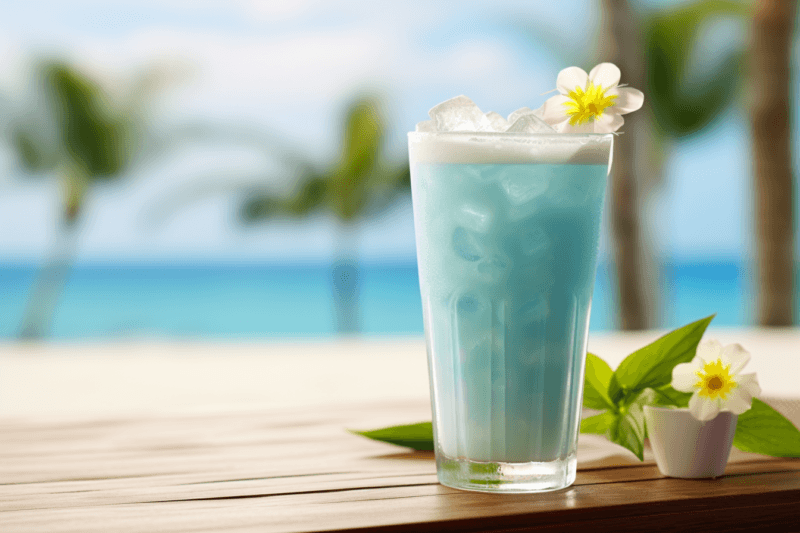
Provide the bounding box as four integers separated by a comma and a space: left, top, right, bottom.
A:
417, 95, 556, 133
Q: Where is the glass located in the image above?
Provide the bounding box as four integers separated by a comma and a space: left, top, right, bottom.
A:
408, 131, 613, 493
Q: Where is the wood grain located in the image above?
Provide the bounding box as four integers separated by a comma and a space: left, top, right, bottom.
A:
2, 401, 800, 533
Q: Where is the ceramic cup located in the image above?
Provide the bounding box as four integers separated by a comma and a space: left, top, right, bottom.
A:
643, 406, 738, 479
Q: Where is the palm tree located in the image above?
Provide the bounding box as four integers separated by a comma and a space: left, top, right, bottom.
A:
239, 96, 410, 333
524, 0, 746, 329
599, 0, 651, 330
7, 60, 178, 339
152, 95, 410, 334
750, 0, 796, 326
613, 0, 746, 329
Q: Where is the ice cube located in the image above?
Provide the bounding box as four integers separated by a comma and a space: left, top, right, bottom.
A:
546, 173, 601, 209
506, 114, 556, 133
452, 227, 484, 261
415, 119, 436, 132
484, 111, 509, 132
519, 225, 549, 257
455, 203, 494, 233
464, 334, 494, 461
460, 164, 506, 183
456, 292, 488, 316
507, 107, 536, 124
514, 257, 556, 293
499, 170, 549, 208
475, 254, 510, 284
518, 295, 549, 323
454, 293, 490, 355
429, 95, 492, 132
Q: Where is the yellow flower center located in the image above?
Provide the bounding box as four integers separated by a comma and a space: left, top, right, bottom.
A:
562, 82, 618, 126
694, 359, 737, 399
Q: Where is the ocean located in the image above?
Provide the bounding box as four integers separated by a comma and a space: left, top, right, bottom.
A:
0, 261, 793, 339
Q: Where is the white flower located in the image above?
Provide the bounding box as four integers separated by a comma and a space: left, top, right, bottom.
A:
671, 340, 762, 422
537, 63, 644, 133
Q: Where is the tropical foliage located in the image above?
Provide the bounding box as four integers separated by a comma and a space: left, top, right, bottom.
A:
7, 60, 176, 338
240, 97, 409, 224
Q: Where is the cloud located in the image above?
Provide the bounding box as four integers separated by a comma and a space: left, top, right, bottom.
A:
238, 0, 325, 22
0, 1, 597, 263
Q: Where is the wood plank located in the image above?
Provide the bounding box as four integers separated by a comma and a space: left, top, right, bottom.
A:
3, 398, 799, 532
2, 403, 790, 491
7, 458, 798, 513
0, 403, 769, 482
3, 469, 799, 533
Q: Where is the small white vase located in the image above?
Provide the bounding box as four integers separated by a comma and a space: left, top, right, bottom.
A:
643, 405, 738, 479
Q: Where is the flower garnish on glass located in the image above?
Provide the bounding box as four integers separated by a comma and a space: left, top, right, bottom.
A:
671, 340, 762, 422
538, 62, 644, 133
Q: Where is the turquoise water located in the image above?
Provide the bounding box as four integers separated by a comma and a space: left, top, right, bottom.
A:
411, 162, 608, 463
0, 263, 426, 339
0, 261, 788, 340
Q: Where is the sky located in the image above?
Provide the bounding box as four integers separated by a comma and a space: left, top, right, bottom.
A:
0, 0, 797, 264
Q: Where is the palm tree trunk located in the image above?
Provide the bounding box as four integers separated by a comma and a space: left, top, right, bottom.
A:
17, 215, 80, 340
600, 0, 655, 330
750, 0, 796, 326
331, 220, 360, 334
18, 169, 87, 340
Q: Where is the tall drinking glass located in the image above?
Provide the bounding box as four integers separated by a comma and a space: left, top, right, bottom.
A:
408, 132, 613, 493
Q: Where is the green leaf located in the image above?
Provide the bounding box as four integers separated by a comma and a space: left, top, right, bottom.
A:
240, 195, 283, 222
340, 97, 382, 178
609, 401, 646, 461
645, 0, 747, 139
12, 129, 57, 172
350, 422, 434, 451
582, 352, 616, 411
608, 314, 714, 404
580, 412, 616, 436
733, 399, 800, 458
651, 385, 693, 408
393, 165, 411, 191
288, 176, 328, 215
331, 97, 385, 220
43, 62, 130, 179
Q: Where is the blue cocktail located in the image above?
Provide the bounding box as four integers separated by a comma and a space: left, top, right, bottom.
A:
408, 132, 613, 492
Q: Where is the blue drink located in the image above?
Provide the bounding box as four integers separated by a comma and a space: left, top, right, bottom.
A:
408, 132, 612, 492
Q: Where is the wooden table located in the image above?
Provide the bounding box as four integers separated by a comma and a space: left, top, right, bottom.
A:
2, 331, 800, 532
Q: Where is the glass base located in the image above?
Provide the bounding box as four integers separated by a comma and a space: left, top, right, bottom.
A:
436, 453, 577, 493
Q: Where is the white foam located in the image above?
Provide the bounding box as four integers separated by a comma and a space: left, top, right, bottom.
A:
408, 132, 614, 166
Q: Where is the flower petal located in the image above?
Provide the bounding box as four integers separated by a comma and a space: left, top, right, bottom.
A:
672, 361, 700, 392
696, 339, 723, 365
538, 94, 572, 125
725, 387, 753, 415
557, 66, 589, 94
689, 393, 721, 422
721, 343, 750, 375
594, 112, 624, 133
736, 373, 762, 398
589, 63, 621, 89
606, 87, 644, 114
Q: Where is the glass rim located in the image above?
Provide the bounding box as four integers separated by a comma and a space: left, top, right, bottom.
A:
408, 130, 613, 164
408, 131, 615, 139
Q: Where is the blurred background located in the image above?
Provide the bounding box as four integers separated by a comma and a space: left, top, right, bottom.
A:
0, 0, 797, 341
